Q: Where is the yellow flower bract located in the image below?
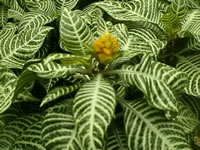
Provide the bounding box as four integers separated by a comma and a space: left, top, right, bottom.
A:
93, 31, 120, 64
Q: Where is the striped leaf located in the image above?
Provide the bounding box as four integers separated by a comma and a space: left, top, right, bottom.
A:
26, 0, 56, 17
0, 69, 17, 114
169, 0, 188, 19
0, 3, 8, 27
178, 9, 200, 37
186, 0, 200, 8
0, 22, 17, 40
60, 7, 93, 55
42, 112, 82, 150
122, 99, 192, 150
176, 101, 200, 133
43, 53, 91, 66
27, 61, 87, 79
176, 55, 200, 97
95, 0, 162, 24
41, 83, 81, 107
0, 113, 44, 150
18, 12, 55, 32
54, 0, 79, 14
73, 74, 116, 150
0, 27, 53, 69
106, 126, 128, 150
160, 12, 181, 39
0, 0, 25, 20
116, 55, 188, 112
39, 78, 59, 93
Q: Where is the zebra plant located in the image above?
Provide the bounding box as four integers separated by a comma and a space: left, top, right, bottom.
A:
1, 0, 200, 150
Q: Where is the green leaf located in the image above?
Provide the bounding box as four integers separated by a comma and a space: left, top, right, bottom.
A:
176, 55, 200, 97
0, 22, 17, 40
54, 0, 79, 14
121, 99, 192, 150
0, 4, 8, 27
0, 113, 44, 150
18, 12, 55, 32
41, 83, 81, 107
0, 26, 53, 69
42, 111, 82, 150
43, 53, 91, 66
26, 0, 56, 17
95, 0, 162, 24
176, 101, 199, 133
169, 0, 188, 19
60, 7, 93, 55
178, 9, 200, 37
0, 69, 17, 114
117, 55, 188, 112
106, 126, 128, 150
73, 74, 116, 150
39, 78, 59, 93
27, 61, 86, 78
160, 12, 181, 39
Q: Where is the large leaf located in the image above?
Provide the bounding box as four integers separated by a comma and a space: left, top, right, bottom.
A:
116, 55, 188, 112
60, 7, 93, 55
0, 27, 53, 69
42, 111, 82, 150
121, 99, 192, 150
73, 74, 116, 150
169, 0, 188, 19
0, 3, 8, 27
95, 0, 162, 24
176, 55, 200, 97
18, 12, 55, 32
0, 69, 17, 114
0, 113, 44, 150
0, 22, 17, 40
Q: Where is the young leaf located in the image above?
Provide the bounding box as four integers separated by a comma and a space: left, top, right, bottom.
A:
73, 74, 116, 150
0, 26, 53, 69
121, 99, 192, 150
116, 55, 188, 112
60, 7, 93, 55
169, 0, 188, 19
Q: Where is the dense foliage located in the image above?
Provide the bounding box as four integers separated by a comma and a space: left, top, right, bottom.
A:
1, 0, 200, 149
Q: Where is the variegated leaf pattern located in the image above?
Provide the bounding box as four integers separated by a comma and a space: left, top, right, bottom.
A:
0, 27, 53, 69
18, 12, 55, 32
60, 7, 93, 55
169, 0, 188, 19
54, 0, 79, 14
0, 69, 17, 114
106, 126, 128, 150
39, 78, 59, 93
0, 22, 17, 40
178, 9, 200, 37
96, 0, 162, 24
176, 101, 199, 133
160, 12, 181, 39
0, 3, 8, 27
176, 55, 200, 97
0, 0, 25, 19
26, 0, 56, 17
122, 99, 192, 150
28, 61, 86, 79
0, 113, 44, 150
42, 111, 82, 150
73, 74, 116, 150
41, 83, 81, 107
186, 0, 200, 8
117, 55, 188, 112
